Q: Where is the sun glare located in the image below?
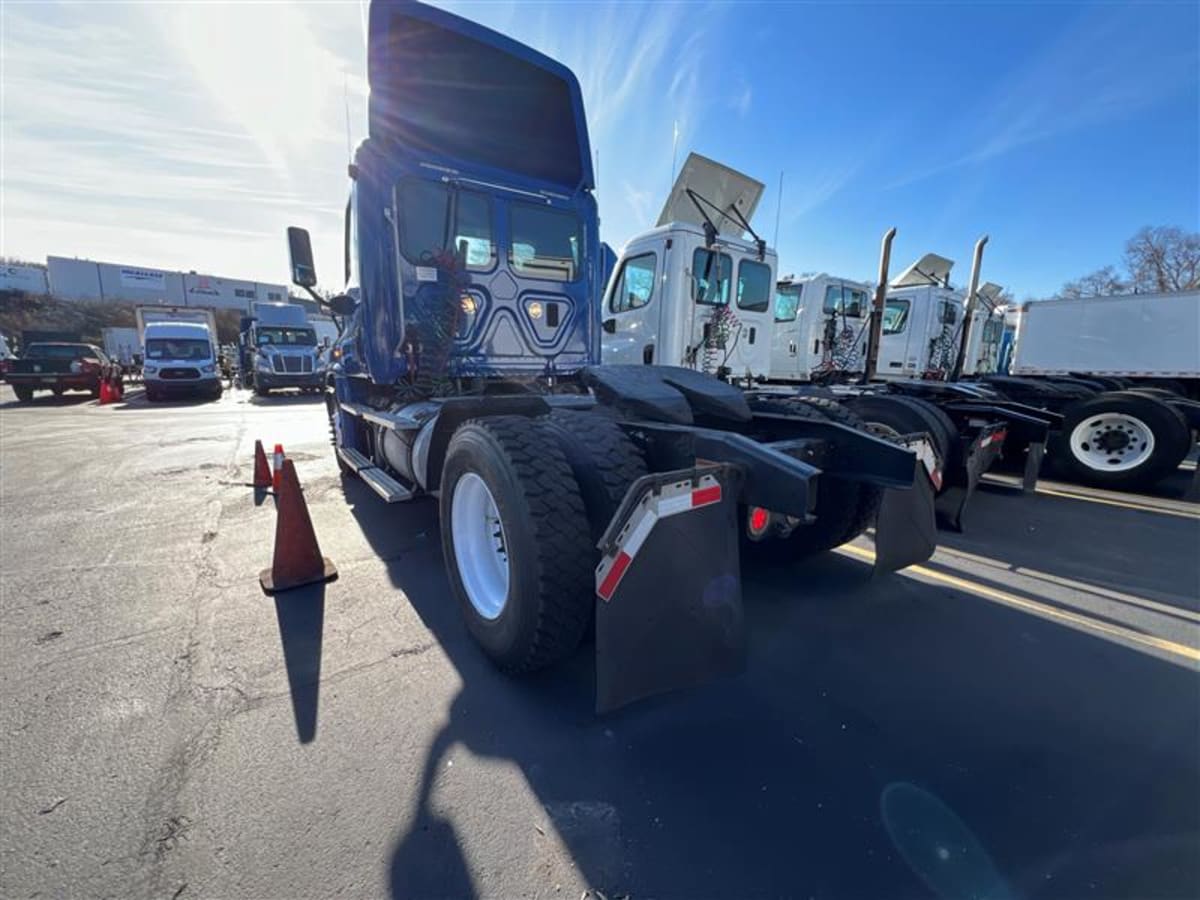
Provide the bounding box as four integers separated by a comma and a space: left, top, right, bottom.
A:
161, 3, 347, 177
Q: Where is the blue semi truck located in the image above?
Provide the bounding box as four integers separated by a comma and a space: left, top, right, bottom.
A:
285, 0, 940, 710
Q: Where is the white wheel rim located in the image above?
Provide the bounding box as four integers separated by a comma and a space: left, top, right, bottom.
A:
1069, 413, 1155, 473
450, 472, 510, 619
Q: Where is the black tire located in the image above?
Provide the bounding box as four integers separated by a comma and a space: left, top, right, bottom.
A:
790, 397, 884, 546
743, 396, 877, 562
1051, 392, 1191, 489
254, 385, 271, 397
541, 409, 648, 543
12, 385, 33, 403
842, 394, 953, 465
440, 416, 595, 672
326, 389, 357, 476
145, 387, 160, 403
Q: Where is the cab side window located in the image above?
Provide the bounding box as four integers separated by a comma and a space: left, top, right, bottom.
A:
883, 299, 910, 334
610, 253, 657, 313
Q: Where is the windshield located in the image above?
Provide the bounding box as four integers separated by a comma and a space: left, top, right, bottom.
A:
882, 299, 910, 334
692, 248, 732, 305
256, 327, 316, 347
24, 344, 94, 359
509, 203, 582, 282
774, 285, 802, 322
398, 180, 495, 270
146, 338, 211, 360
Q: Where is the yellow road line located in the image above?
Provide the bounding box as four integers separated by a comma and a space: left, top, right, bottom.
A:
931, 545, 1200, 623
1032, 486, 1199, 520
838, 544, 1200, 664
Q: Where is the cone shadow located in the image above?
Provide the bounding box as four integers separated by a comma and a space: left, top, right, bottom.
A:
273, 584, 325, 744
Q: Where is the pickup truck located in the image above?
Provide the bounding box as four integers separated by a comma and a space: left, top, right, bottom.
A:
6, 342, 111, 403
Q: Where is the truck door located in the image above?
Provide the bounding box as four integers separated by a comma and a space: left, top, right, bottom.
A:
875, 294, 915, 378
601, 249, 662, 365
770, 282, 804, 380
687, 247, 774, 378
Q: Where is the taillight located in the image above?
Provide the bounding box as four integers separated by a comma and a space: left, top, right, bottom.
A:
747, 506, 771, 539
0, 360, 9, 374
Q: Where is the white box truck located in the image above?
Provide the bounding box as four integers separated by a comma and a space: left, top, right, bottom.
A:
1010, 291, 1200, 394
135, 306, 222, 402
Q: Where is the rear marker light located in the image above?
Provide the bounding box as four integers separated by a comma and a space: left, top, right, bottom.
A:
748, 506, 770, 535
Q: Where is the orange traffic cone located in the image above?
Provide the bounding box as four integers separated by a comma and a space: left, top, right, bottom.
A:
272, 443, 285, 492
253, 440, 272, 489
260, 459, 337, 593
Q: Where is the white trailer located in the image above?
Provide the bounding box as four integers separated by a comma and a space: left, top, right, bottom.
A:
101, 327, 140, 367
1011, 291, 1200, 392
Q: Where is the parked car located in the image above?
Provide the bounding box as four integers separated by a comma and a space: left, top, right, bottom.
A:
6, 343, 112, 402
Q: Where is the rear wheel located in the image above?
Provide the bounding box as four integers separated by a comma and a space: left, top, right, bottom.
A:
440, 416, 595, 672
541, 409, 648, 542
842, 394, 954, 468
743, 396, 878, 562
1052, 392, 1190, 489
12, 385, 33, 403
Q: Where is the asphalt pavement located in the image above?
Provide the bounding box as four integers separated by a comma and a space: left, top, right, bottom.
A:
1, 383, 1197, 899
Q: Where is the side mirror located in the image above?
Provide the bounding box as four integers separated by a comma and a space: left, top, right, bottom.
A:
287, 226, 317, 287
602, 317, 617, 334
326, 293, 357, 317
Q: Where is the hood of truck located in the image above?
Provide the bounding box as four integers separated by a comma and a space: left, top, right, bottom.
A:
366, 0, 593, 193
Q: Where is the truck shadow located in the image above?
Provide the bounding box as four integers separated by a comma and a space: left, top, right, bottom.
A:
328, 474, 1200, 900
953, 480, 1200, 614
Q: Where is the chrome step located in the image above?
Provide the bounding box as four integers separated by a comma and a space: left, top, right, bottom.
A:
337, 446, 372, 473
338, 401, 422, 431
359, 465, 414, 503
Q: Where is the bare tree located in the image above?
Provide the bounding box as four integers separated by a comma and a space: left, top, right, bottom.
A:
1056, 265, 1129, 299
1124, 226, 1200, 293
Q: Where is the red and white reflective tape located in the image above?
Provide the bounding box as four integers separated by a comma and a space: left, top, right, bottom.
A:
595, 474, 723, 602
909, 437, 943, 492
978, 429, 1008, 449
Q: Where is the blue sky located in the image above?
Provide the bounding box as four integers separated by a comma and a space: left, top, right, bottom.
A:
3, 1, 1196, 299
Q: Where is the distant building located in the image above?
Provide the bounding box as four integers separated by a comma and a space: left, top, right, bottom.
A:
0, 263, 49, 294
45, 256, 287, 313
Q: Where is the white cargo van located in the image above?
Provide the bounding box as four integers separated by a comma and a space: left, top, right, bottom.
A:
136, 307, 222, 402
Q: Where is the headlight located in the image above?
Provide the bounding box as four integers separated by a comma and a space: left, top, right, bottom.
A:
143, 366, 158, 375
202, 364, 215, 373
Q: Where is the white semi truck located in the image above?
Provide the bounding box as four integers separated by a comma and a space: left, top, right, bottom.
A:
870, 250, 1199, 490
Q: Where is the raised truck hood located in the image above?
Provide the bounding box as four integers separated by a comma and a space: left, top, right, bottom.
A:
367, 0, 593, 193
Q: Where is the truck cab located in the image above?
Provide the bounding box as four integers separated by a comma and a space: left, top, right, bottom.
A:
875, 253, 964, 380
770, 274, 870, 383
240, 302, 323, 395
601, 154, 775, 381
959, 283, 1006, 376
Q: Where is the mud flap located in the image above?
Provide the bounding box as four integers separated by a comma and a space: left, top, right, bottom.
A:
934, 425, 1006, 532
593, 465, 746, 713
874, 459, 937, 573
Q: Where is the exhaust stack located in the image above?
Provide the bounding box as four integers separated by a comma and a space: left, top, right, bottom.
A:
950, 234, 988, 382
861, 226, 897, 384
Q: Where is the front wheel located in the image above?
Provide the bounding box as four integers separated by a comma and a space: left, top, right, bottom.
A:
439, 416, 595, 673
12, 385, 33, 403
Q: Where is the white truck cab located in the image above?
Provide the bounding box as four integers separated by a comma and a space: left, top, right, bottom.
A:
769, 274, 871, 383
875, 253, 966, 380
602, 154, 776, 381
138, 310, 222, 402
959, 283, 1006, 376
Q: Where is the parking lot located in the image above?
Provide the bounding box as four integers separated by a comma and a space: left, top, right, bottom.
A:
1, 383, 1197, 899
